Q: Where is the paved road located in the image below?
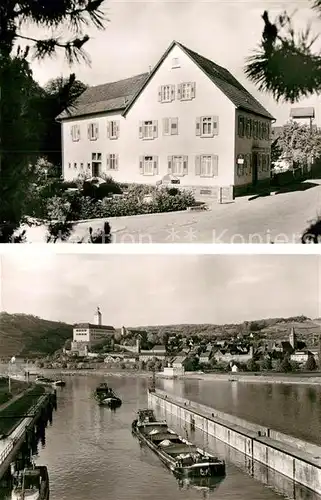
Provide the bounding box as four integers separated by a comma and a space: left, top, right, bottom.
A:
20, 179, 321, 244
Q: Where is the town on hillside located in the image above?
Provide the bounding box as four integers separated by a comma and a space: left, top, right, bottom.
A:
30, 308, 321, 376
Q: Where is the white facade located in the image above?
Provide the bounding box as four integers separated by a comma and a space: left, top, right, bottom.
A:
163, 366, 185, 377
60, 41, 273, 198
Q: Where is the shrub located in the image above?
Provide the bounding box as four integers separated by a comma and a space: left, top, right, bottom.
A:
305, 354, 317, 371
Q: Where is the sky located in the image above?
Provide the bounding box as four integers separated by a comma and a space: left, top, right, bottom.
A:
19, 0, 321, 126
1, 253, 320, 327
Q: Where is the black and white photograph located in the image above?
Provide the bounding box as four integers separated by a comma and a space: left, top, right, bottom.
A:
0, 253, 320, 499
2, 0, 321, 243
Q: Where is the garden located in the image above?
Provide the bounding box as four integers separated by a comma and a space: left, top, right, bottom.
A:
25, 173, 196, 228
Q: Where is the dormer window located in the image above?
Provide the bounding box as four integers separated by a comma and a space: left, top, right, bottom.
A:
172, 57, 180, 69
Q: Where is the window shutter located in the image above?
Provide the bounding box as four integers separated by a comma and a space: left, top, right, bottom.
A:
168, 156, 172, 173
106, 154, 110, 170
183, 155, 188, 175
107, 122, 110, 139
196, 117, 201, 136
153, 156, 159, 175
195, 155, 201, 176
171, 85, 175, 101
70, 126, 73, 139
116, 121, 120, 139
213, 116, 219, 136
87, 124, 91, 140
177, 84, 182, 100
77, 126, 80, 141
163, 118, 170, 136
115, 154, 119, 171
139, 156, 144, 174
238, 117, 242, 137
153, 120, 158, 138
212, 155, 218, 176
94, 123, 99, 139
139, 121, 143, 139
267, 154, 270, 170
158, 86, 162, 102
171, 117, 178, 135
191, 82, 196, 99
248, 153, 252, 174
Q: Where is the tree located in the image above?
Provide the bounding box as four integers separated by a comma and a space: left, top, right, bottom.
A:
260, 356, 272, 371
39, 75, 88, 167
276, 121, 321, 167
246, 358, 259, 372
305, 353, 317, 371
245, 5, 321, 102
276, 356, 293, 373
0, 0, 108, 242
183, 355, 199, 372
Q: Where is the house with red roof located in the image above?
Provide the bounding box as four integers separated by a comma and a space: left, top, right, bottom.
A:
57, 41, 274, 199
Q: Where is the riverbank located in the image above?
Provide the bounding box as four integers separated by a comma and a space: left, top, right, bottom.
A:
40, 368, 152, 378
184, 372, 321, 385
39, 369, 321, 385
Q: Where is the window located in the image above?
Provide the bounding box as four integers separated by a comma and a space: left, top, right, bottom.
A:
71, 124, 80, 141
107, 153, 119, 170
139, 120, 158, 139
168, 155, 188, 176
92, 152, 102, 176
139, 156, 158, 176
87, 163, 91, 170
177, 82, 196, 100
68, 162, 71, 169
88, 123, 99, 140
252, 120, 258, 139
196, 116, 219, 137
80, 163, 84, 170
74, 162, 77, 169
108, 120, 119, 139
163, 117, 178, 136
158, 85, 175, 103
195, 155, 218, 177
172, 57, 180, 68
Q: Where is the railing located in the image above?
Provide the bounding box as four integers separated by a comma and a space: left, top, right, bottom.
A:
0, 393, 49, 467
0, 441, 14, 464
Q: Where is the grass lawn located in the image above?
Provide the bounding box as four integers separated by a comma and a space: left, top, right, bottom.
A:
0, 377, 30, 406
0, 385, 45, 436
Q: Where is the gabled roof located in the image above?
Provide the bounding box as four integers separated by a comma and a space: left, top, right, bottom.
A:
56, 72, 149, 121
123, 40, 274, 120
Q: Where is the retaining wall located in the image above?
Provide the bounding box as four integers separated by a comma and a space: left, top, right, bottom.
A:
148, 389, 321, 495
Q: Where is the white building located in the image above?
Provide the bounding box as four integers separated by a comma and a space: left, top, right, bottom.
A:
57, 40, 274, 200
71, 307, 115, 355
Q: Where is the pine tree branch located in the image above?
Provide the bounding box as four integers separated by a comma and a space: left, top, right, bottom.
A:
15, 33, 91, 64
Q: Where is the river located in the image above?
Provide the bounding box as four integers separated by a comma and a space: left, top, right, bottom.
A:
158, 377, 321, 445
1, 374, 320, 500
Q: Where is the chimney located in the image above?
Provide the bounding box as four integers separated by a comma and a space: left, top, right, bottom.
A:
148, 65, 152, 74
94, 306, 102, 326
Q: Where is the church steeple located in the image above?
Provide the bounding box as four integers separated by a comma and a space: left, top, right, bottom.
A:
94, 306, 102, 326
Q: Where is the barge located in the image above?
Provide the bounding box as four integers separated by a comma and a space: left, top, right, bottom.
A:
94, 383, 122, 408
132, 409, 226, 479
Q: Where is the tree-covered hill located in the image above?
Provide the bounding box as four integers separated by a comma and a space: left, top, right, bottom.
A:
0, 312, 73, 358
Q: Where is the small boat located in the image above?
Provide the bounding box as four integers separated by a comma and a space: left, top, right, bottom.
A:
94, 383, 122, 408
11, 466, 49, 500
35, 376, 65, 387
51, 380, 66, 387
132, 409, 226, 479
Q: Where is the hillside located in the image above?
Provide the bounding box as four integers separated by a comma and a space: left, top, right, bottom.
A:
126, 316, 321, 345
0, 312, 73, 358
1, 313, 320, 359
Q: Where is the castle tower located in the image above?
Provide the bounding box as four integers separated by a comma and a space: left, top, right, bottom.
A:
94, 306, 102, 326
289, 327, 297, 350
